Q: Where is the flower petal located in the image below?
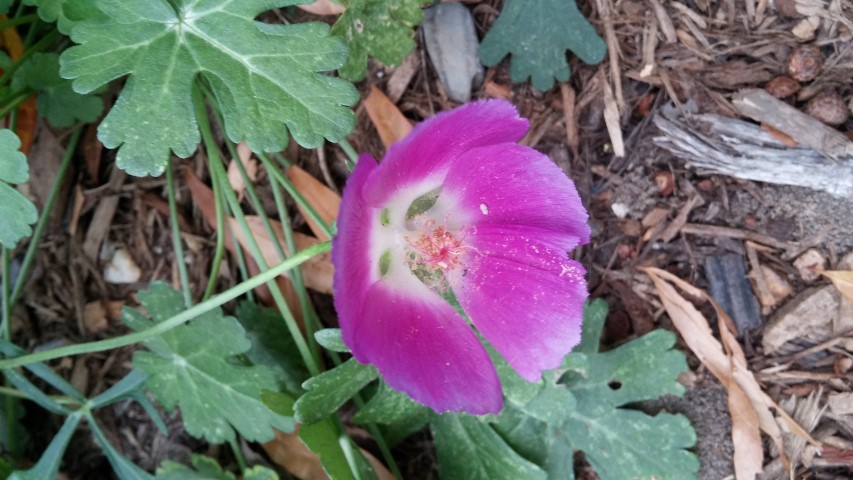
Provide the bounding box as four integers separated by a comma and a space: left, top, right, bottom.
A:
451, 226, 587, 382
349, 282, 502, 414
331, 153, 379, 335
442, 143, 590, 251
366, 100, 529, 206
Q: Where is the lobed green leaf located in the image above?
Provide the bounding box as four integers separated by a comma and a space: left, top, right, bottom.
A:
60, 0, 358, 176
0, 129, 37, 249
123, 283, 293, 444
479, 0, 606, 91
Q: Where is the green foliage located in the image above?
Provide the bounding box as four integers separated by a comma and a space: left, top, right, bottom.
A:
0, 0, 13, 14
434, 300, 698, 479
22, 0, 102, 34
123, 283, 293, 443
294, 358, 377, 424
479, 0, 606, 91
9, 413, 83, 480
0, 129, 37, 249
236, 302, 309, 396
314, 327, 349, 353
299, 418, 375, 480
59, 0, 359, 176
331, 0, 427, 81
353, 381, 432, 445
12, 53, 103, 127
156, 455, 279, 480
432, 414, 548, 480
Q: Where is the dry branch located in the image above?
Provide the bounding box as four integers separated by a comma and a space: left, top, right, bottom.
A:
652, 106, 853, 198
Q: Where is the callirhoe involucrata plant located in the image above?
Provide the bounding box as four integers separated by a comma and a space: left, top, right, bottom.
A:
0, 1, 697, 479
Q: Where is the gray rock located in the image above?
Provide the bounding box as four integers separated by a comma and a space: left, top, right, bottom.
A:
422, 3, 483, 103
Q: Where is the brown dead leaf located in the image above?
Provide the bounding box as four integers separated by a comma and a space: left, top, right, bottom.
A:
296, 0, 345, 15
760, 122, 798, 147
231, 216, 333, 294
264, 429, 394, 480
820, 270, 853, 302
643, 267, 822, 478
227, 141, 258, 201
286, 165, 340, 242
363, 85, 413, 148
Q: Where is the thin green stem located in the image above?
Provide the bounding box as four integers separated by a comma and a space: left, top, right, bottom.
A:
9, 127, 82, 308
267, 172, 320, 360
0, 242, 330, 370
202, 168, 227, 301
166, 159, 192, 307
0, 91, 33, 120
1, 250, 16, 456
193, 83, 319, 375
226, 219, 254, 303
2, 249, 10, 339
228, 436, 247, 472
262, 156, 333, 240
0, 14, 39, 30
337, 138, 358, 168
0, 29, 60, 88
0, 385, 78, 406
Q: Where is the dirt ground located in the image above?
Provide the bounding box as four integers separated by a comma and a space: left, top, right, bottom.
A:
9, 0, 853, 478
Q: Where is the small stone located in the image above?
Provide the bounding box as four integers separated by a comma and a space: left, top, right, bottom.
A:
104, 249, 141, 284
653, 171, 675, 196
786, 44, 823, 82
804, 90, 849, 126
793, 248, 826, 282
422, 3, 483, 103
765, 75, 801, 99
775, 0, 801, 17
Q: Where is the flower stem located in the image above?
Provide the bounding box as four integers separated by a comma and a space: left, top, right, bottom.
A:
202, 167, 227, 301
166, 159, 192, 307
0, 241, 330, 370
0, 13, 38, 30
192, 82, 320, 376
337, 138, 358, 168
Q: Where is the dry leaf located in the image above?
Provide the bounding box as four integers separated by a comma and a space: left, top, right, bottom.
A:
227, 141, 258, 201
363, 85, 413, 148
820, 270, 853, 302
643, 267, 822, 478
286, 165, 340, 242
230, 216, 333, 294
264, 429, 394, 480
296, 0, 345, 15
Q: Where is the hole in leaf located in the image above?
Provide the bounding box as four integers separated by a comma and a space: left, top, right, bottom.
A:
608, 380, 622, 390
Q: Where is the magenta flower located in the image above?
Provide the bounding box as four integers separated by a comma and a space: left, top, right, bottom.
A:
332, 100, 590, 414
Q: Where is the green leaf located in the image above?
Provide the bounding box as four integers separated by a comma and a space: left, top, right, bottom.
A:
9, 412, 83, 480
89, 418, 155, 480
243, 466, 279, 480
0, 0, 13, 14
60, 0, 358, 176
0, 129, 37, 249
331, 0, 427, 81
22, 0, 103, 34
314, 328, 349, 353
294, 358, 377, 424
299, 418, 364, 480
563, 329, 688, 410
353, 381, 431, 425
156, 455, 234, 480
236, 301, 309, 395
432, 414, 547, 480
123, 282, 293, 443
12, 53, 104, 128
479, 0, 606, 91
